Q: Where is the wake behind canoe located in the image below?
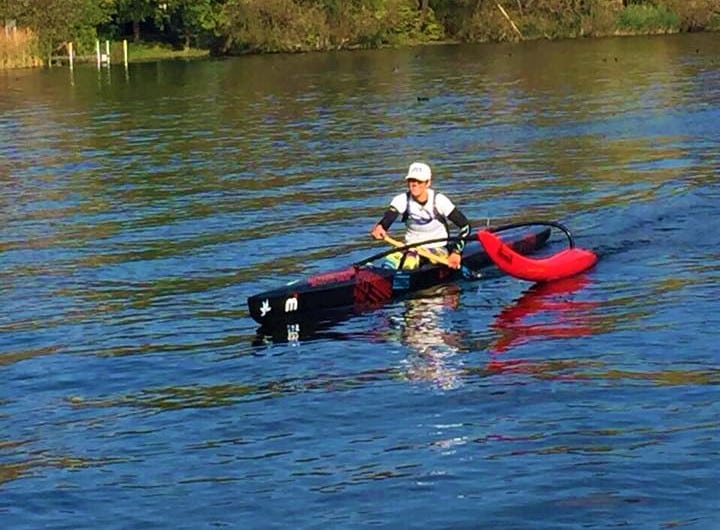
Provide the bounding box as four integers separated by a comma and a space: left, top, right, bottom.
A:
247, 226, 551, 327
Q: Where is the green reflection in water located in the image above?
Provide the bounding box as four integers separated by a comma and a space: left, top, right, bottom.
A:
594, 368, 720, 386
0, 346, 59, 366
0, 461, 29, 485
65, 360, 719, 413
0, 437, 125, 486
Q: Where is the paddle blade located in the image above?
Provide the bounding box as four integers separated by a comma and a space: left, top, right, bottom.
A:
478, 229, 597, 282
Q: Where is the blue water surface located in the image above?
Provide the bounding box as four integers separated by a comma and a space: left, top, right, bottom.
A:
1, 33, 719, 529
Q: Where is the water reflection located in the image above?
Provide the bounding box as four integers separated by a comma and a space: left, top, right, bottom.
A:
252, 308, 366, 345
487, 276, 601, 373
252, 277, 600, 389
0, 438, 122, 486
251, 284, 468, 390
397, 286, 466, 391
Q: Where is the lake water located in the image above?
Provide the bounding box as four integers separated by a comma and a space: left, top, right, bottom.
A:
1, 33, 719, 529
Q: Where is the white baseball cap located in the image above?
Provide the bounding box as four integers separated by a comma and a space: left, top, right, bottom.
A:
405, 162, 432, 181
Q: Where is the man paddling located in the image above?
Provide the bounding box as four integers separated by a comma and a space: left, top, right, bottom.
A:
371, 161, 471, 270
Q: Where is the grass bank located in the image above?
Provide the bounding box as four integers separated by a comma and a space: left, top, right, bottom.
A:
120, 42, 209, 62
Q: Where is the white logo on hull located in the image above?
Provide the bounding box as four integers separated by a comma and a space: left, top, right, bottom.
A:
260, 299, 271, 317
285, 297, 298, 312
287, 323, 300, 343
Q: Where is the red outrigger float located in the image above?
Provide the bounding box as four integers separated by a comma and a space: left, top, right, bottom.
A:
478, 221, 597, 282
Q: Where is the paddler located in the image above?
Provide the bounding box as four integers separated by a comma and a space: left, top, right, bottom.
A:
371, 161, 471, 270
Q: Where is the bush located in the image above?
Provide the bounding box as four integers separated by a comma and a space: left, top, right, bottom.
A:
354, 0, 443, 47
0, 27, 42, 68
662, 0, 720, 31
710, 14, 720, 31
222, 0, 328, 53
617, 4, 680, 33
578, 2, 620, 37
456, 3, 509, 43
222, 0, 442, 53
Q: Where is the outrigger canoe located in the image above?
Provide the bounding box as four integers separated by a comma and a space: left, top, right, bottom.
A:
248, 225, 552, 328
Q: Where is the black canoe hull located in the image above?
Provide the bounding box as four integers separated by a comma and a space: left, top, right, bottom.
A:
248, 227, 551, 327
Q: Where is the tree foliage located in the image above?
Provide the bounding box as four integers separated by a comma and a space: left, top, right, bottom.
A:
114, 0, 158, 41
219, 0, 442, 53
164, 0, 221, 49
1, 0, 719, 61
6, 0, 114, 55
221, 0, 327, 53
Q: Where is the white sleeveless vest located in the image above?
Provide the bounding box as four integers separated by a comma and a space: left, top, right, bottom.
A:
389, 189, 456, 249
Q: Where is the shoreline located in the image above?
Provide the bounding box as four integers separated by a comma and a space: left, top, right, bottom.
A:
1, 28, 717, 70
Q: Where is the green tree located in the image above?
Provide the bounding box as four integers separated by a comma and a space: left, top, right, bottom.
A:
114, 0, 157, 41
9, 0, 113, 55
162, 0, 222, 50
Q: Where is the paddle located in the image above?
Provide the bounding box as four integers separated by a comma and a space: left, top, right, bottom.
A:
382, 234, 482, 280
382, 234, 450, 266
353, 234, 466, 267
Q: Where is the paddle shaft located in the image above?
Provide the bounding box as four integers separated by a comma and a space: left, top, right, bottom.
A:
383, 235, 450, 266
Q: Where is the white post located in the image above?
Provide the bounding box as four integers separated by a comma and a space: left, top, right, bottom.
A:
123, 40, 128, 68
96, 39, 101, 68
68, 42, 74, 70
105, 40, 110, 65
